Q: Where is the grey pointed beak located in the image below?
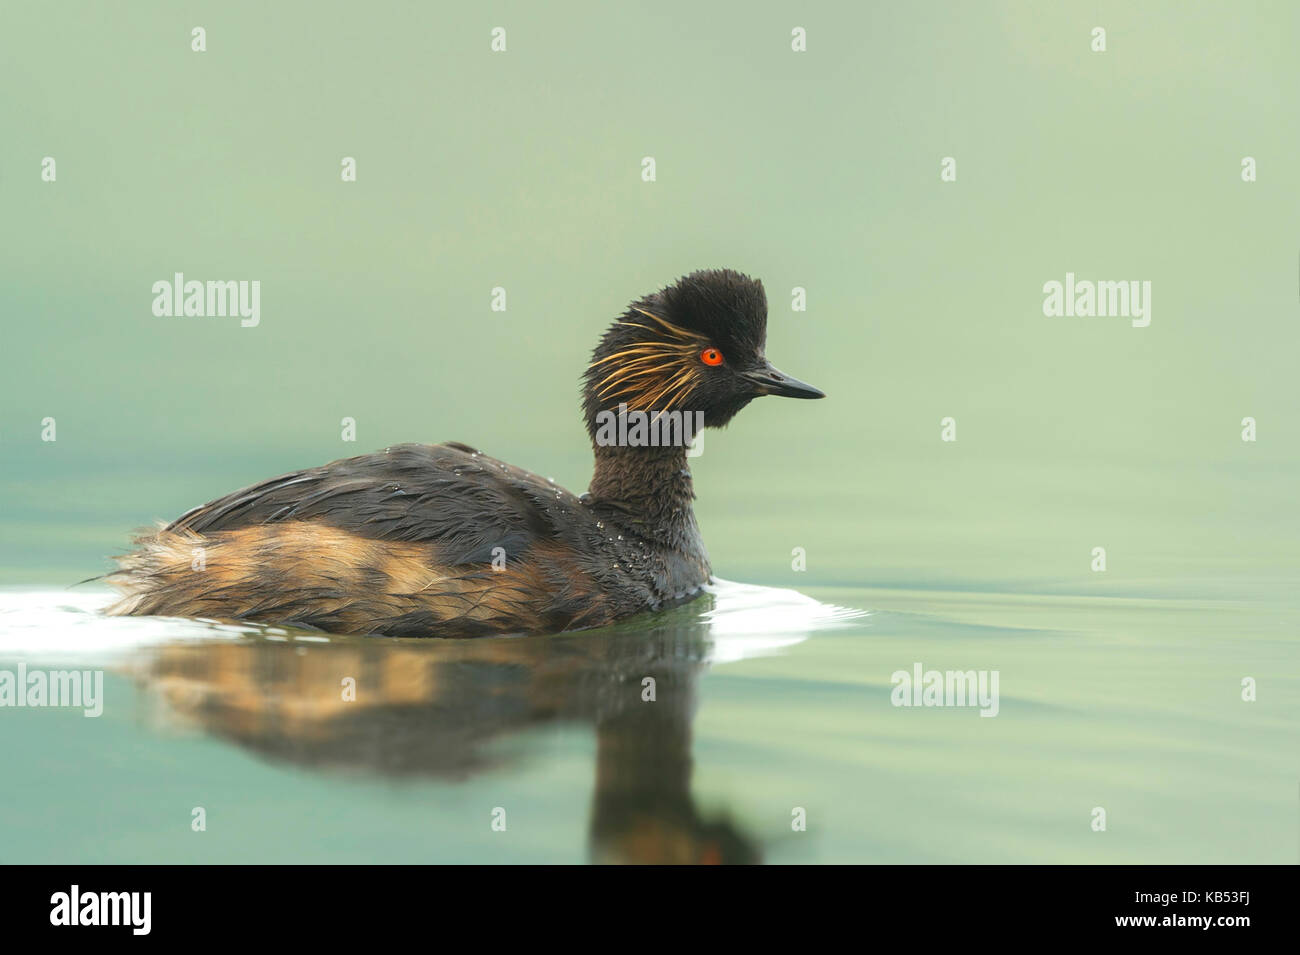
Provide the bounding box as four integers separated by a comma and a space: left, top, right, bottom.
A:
743, 361, 826, 399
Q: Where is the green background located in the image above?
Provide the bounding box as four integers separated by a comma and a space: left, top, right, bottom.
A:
3, 0, 1296, 593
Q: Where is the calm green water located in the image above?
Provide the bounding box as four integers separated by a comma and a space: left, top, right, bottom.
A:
0, 570, 1294, 864
1, 1, 1297, 862
0, 450, 1295, 863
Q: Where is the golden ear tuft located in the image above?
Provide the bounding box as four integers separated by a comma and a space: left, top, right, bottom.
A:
588, 307, 711, 410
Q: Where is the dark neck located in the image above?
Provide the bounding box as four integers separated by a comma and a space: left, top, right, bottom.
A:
586, 444, 698, 546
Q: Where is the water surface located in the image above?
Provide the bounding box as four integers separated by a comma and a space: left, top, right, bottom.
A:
2, 565, 1293, 864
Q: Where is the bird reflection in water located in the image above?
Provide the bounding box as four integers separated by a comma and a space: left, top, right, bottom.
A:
129, 592, 771, 864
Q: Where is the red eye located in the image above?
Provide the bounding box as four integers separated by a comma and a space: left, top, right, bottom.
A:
700, 348, 724, 366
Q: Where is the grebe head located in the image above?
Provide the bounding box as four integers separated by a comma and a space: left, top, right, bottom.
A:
583, 269, 824, 440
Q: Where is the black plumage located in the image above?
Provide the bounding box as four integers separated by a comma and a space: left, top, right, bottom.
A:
170, 442, 558, 562
107, 269, 824, 636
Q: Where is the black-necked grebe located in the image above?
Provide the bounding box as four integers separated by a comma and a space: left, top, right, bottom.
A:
107, 269, 824, 636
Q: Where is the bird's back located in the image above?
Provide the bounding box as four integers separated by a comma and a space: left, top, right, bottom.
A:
107, 442, 700, 637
